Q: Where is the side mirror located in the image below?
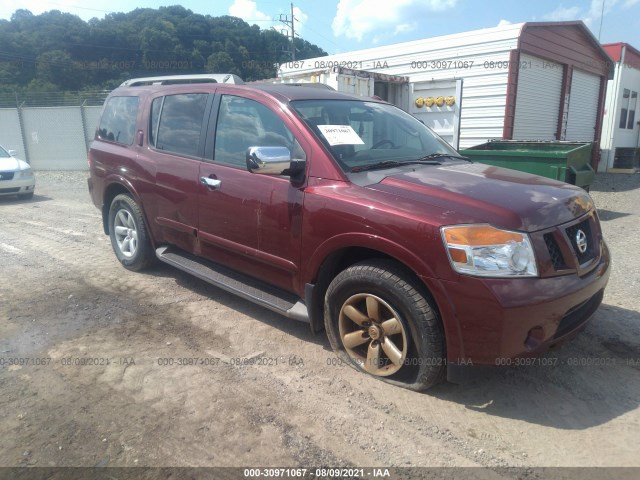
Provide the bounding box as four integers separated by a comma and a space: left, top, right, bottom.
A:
246, 146, 305, 177
8, 150, 17, 157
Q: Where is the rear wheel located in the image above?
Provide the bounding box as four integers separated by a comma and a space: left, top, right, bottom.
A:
108, 194, 156, 271
325, 260, 445, 390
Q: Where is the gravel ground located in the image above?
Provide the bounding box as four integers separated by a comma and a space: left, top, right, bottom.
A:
0, 171, 638, 477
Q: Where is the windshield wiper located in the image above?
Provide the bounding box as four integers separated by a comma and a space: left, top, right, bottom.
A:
351, 159, 441, 173
417, 152, 472, 162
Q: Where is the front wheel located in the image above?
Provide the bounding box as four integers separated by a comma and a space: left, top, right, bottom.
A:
325, 260, 445, 390
18, 191, 34, 200
108, 194, 156, 271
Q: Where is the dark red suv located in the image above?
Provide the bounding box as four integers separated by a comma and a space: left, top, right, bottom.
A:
88, 76, 610, 390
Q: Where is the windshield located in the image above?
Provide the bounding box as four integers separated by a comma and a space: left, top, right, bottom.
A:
0, 146, 10, 158
291, 99, 460, 172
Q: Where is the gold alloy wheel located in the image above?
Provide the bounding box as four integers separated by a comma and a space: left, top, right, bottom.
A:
338, 293, 408, 376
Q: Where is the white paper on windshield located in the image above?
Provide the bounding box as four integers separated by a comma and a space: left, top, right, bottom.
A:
317, 125, 365, 146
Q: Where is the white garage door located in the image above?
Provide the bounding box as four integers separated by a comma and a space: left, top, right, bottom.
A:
564, 69, 601, 141
512, 53, 564, 140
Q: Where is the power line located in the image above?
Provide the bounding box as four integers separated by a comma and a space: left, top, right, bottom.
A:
300, 23, 342, 53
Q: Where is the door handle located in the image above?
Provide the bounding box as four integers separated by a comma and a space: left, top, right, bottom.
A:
200, 176, 221, 190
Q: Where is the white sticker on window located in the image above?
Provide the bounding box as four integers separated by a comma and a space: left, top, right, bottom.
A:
316, 125, 365, 146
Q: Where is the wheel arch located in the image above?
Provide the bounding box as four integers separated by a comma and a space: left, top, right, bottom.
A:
305, 235, 445, 336
101, 176, 144, 235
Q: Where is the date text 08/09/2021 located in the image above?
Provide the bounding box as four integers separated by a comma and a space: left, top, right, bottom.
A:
243, 468, 391, 478
278, 58, 612, 71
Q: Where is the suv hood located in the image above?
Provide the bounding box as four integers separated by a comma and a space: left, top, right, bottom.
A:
366, 162, 594, 232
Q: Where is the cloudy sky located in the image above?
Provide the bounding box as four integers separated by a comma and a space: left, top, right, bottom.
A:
1, 0, 639, 53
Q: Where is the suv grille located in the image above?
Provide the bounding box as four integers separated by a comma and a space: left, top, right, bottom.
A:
565, 219, 596, 264
540, 214, 601, 274
544, 233, 565, 269
0, 171, 15, 181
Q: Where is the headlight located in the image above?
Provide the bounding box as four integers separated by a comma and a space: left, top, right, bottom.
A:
15, 167, 32, 179
441, 225, 538, 277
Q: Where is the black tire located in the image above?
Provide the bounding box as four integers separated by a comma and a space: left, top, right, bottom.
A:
18, 191, 34, 200
108, 193, 156, 271
325, 259, 445, 391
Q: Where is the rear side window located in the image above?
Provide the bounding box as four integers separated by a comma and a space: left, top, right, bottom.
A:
98, 96, 139, 145
150, 93, 208, 157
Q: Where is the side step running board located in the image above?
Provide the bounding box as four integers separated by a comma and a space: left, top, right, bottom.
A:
156, 246, 310, 323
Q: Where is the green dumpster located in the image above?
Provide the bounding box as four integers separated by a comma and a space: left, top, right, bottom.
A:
460, 141, 595, 190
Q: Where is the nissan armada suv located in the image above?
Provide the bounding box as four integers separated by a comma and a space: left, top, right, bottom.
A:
88, 75, 610, 390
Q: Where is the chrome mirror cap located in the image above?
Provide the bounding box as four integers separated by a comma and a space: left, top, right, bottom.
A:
246, 146, 292, 175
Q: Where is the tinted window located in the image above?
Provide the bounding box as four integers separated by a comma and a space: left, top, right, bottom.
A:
214, 95, 295, 167
98, 96, 138, 145
151, 93, 208, 157
291, 99, 456, 172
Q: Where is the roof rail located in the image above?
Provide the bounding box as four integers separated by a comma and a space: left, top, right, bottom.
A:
120, 74, 244, 87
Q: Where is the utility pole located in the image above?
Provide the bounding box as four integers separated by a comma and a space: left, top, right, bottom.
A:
598, 0, 605, 41
290, 3, 296, 61
278, 3, 297, 60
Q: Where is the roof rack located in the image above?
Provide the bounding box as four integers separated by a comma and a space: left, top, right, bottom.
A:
120, 74, 244, 87
249, 78, 335, 90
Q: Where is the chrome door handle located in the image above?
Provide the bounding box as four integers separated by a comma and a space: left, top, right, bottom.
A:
200, 176, 221, 189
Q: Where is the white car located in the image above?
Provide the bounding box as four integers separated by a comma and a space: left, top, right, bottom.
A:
0, 145, 35, 199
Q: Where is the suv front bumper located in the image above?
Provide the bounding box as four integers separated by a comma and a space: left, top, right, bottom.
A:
432, 241, 611, 366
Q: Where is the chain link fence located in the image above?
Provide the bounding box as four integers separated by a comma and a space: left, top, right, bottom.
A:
0, 91, 109, 108
0, 91, 109, 170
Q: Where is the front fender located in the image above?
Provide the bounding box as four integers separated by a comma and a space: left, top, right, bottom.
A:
305, 232, 439, 286
304, 232, 464, 361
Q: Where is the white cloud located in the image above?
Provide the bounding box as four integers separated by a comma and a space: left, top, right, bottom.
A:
393, 23, 415, 35
542, 0, 640, 28
228, 0, 272, 24
292, 6, 307, 35
332, 0, 458, 42
583, 0, 612, 27
497, 19, 512, 27
228, 1, 307, 36
542, 5, 582, 21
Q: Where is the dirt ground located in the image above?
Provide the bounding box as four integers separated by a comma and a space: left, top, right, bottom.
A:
0, 171, 639, 475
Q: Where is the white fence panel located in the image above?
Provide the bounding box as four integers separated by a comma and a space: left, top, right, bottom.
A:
0, 106, 103, 170
21, 107, 88, 170
0, 108, 27, 160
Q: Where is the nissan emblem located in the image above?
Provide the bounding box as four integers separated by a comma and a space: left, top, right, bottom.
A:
575, 229, 588, 254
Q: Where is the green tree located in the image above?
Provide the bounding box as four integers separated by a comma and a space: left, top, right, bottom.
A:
206, 52, 237, 74
36, 50, 85, 89
0, 6, 328, 93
